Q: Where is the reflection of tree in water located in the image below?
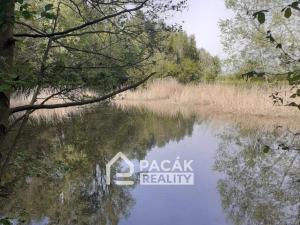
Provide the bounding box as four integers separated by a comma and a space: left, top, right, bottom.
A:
1, 163, 134, 225
0, 105, 196, 224
215, 126, 300, 225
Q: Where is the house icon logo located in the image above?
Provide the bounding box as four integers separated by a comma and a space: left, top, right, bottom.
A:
106, 152, 134, 186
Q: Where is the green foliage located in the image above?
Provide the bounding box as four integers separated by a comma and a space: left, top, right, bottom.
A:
0, 72, 20, 93
1, 0, 188, 100
221, 0, 300, 75
288, 71, 300, 85
3, 0, 216, 103
15, 1, 36, 20
41, 3, 55, 19
156, 32, 220, 83
248, 1, 300, 110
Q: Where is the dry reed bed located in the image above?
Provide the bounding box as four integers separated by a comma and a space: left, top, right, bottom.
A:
10, 80, 300, 129
115, 78, 300, 129
10, 89, 96, 122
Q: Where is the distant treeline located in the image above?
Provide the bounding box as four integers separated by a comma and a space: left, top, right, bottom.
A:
154, 32, 221, 83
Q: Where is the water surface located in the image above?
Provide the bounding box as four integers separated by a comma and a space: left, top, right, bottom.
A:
0, 105, 299, 225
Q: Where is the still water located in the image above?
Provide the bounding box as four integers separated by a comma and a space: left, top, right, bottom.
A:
0, 105, 299, 225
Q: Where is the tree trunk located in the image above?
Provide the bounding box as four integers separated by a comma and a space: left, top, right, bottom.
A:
0, 0, 15, 140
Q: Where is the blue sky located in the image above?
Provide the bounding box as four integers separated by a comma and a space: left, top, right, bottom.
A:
172, 0, 233, 58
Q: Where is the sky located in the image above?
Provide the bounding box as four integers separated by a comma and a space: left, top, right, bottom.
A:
172, 0, 233, 58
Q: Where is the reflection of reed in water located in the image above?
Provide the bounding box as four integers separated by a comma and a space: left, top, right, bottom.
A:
115, 78, 300, 129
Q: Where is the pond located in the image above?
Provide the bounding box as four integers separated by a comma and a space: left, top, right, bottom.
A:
0, 105, 299, 225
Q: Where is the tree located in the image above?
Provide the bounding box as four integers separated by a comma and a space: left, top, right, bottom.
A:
221, 0, 300, 108
220, 0, 300, 74
156, 32, 221, 83
0, 0, 187, 139
0, 0, 15, 140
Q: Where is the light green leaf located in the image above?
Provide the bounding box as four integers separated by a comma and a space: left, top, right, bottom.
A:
284, 7, 292, 18
263, 145, 270, 154
257, 12, 265, 24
